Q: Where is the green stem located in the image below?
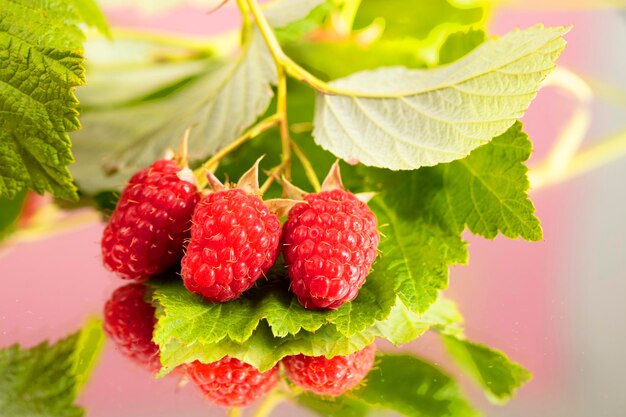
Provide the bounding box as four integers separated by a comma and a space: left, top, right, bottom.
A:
276, 65, 292, 178
244, 0, 344, 96
252, 390, 286, 417
291, 140, 321, 192
194, 115, 280, 187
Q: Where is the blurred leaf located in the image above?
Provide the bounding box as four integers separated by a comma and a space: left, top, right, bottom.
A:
0, 190, 26, 242
71, 31, 276, 193
73, 0, 111, 37
438, 28, 486, 65
283, 37, 429, 80
350, 354, 481, 417
442, 335, 532, 404
312, 26, 568, 170
71, 318, 105, 395
0, 324, 105, 417
354, 0, 485, 40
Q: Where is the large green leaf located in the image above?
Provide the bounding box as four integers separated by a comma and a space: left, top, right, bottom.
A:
151, 264, 396, 345
368, 122, 541, 240
442, 335, 532, 404
0, 324, 104, 417
0, 0, 90, 200
155, 294, 462, 374
312, 25, 568, 170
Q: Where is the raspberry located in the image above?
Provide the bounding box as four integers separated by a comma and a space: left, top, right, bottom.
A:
282, 344, 376, 396
186, 357, 279, 407
101, 159, 199, 281
181, 189, 281, 302
282, 188, 380, 309
103, 283, 161, 373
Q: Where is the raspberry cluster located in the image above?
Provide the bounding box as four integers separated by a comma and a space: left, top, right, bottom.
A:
100, 158, 381, 407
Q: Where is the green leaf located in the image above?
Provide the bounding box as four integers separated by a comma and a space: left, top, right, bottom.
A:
312, 25, 568, 170
371, 198, 467, 313
71, 30, 276, 192
71, 318, 105, 395
438, 28, 486, 65
155, 292, 460, 374
0, 189, 26, 241
367, 122, 542, 241
0, 324, 103, 417
158, 322, 376, 374
442, 335, 532, 404
151, 264, 395, 345
0, 0, 88, 200
72, 0, 111, 38
348, 354, 481, 417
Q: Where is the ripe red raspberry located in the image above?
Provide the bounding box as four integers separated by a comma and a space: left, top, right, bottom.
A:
181, 189, 281, 302
282, 188, 380, 309
282, 344, 376, 396
103, 283, 161, 373
186, 357, 279, 407
101, 159, 199, 281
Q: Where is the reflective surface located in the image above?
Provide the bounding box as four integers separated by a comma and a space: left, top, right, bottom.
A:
1, 4, 626, 417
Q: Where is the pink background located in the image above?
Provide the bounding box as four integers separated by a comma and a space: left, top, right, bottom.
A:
1, 3, 626, 417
